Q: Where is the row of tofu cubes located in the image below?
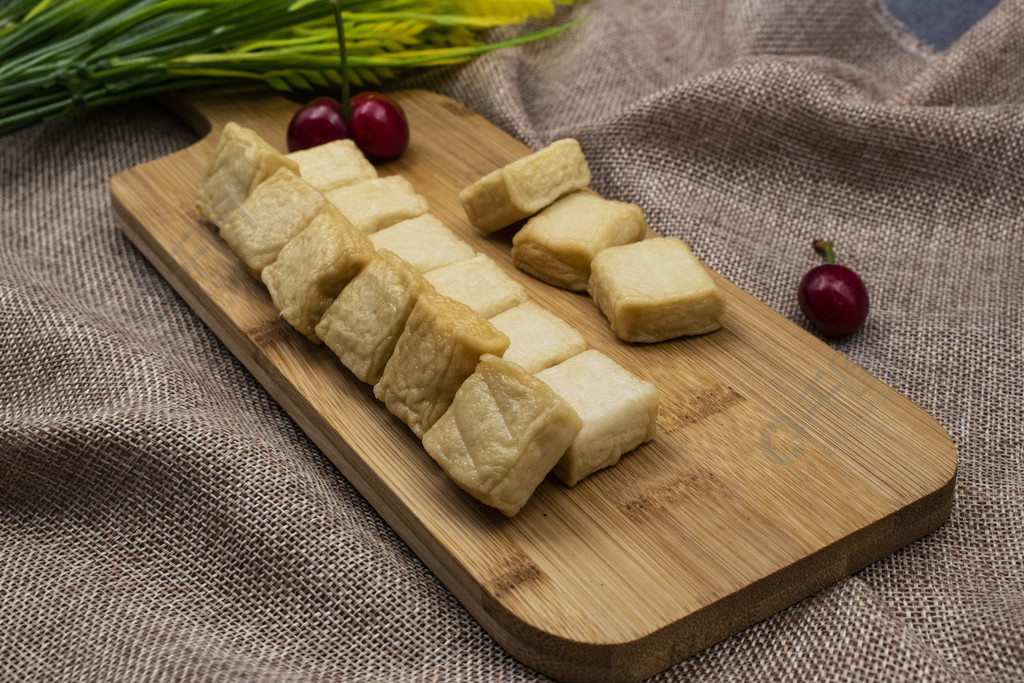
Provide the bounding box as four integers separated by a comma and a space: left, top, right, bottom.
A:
460, 139, 726, 342
194, 123, 659, 516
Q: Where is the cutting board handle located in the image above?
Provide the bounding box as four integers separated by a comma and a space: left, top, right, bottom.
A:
159, 86, 303, 151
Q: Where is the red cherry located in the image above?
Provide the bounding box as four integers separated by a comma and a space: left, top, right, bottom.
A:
349, 92, 409, 161
286, 96, 351, 152
797, 241, 869, 336
351, 91, 405, 116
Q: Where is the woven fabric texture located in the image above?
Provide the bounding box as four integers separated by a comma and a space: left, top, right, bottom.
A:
2, 0, 1022, 680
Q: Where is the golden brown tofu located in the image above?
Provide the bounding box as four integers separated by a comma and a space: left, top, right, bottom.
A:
286, 139, 377, 192
459, 139, 591, 234
324, 176, 429, 234
368, 214, 475, 273
219, 167, 330, 278
588, 237, 726, 342
423, 354, 582, 516
487, 301, 588, 373
374, 290, 509, 438
195, 122, 298, 224
535, 350, 659, 486
315, 249, 434, 384
511, 191, 649, 291
261, 205, 374, 342
423, 254, 528, 319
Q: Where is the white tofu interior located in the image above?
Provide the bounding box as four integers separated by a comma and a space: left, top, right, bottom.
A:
488, 301, 588, 373
424, 253, 528, 319
286, 139, 377, 192
369, 214, 475, 273
535, 350, 659, 486
324, 175, 429, 234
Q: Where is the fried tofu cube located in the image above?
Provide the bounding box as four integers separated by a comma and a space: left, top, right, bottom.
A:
535, 350, 659, 486
588, 237, 725, 342
424, 254, 528, 318
511, 191, 649, 291
423, 354, 582, 516
218, 168, 330, 278
324, 176, 429, 234
261, 206, 374, 342
315, 250, 433, 384
488, 302, 588, 373
459, 139, 591, 235
374, 290, 509, 438
196, 122, 298, 224
368, 214, 475, 273
286, 139, 378, 192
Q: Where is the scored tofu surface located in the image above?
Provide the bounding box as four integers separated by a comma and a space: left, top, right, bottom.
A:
369, 214, 475, 273
374, 290, 509, 438
588, 237, 726, 342
219, 167, 329, 278
511, 191, 649, 291
488, 301, 588, 373
286, 139, 378, 192
424, 253, 528, 319
459, 138, 591, 235
422, 354, 583, 517
261, 206, 374, 342
324, 176, 429, 234
535, 349, 659, 486
316, 249, 434, 384
196, 122, 298, 224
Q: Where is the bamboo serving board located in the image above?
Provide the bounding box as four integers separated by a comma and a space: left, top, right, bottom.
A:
110, 87, 957, 682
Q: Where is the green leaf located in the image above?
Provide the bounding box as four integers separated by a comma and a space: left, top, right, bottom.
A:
265, 74, 291, 91
283, 70, 312, 89
0, 0, 588, 135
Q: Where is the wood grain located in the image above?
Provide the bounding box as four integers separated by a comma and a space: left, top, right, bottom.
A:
110, 87, 957, 682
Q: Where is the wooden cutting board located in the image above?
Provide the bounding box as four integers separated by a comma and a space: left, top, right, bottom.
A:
110, 87, 957, 682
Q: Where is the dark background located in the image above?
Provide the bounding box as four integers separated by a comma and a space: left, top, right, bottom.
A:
886, 0, 1001, 49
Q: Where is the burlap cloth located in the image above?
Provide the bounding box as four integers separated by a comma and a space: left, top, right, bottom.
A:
2, 0, 1022, 680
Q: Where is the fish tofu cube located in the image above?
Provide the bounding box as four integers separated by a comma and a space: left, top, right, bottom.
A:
423, 354, 582, 517
369, 214, 475, 273
219, 168, 329, 278
196, 122, 298, 224
459, 139, 591, 234
261, 206, 374, 342
535, 350, 659, 486
286, 139, 377, 192
488, 302, 588, 373
374, 290, 509, 438
324, 176, 429, 234
588, 237, 725, 342
316, 249, 433, 384
511, 191, 649, 291
424, 254, 528, 319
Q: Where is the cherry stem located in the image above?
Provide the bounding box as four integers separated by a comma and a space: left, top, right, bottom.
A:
330, 0, 351, 119
813, 239, 836, 265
